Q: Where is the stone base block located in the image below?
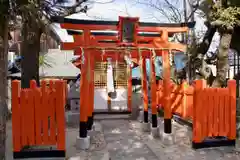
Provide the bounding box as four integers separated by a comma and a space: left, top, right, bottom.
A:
34, 158, 64, 160
93, 122, 102, 132
66, 111, 79, 125
157, 117, 164, 125
141, 122, 151, 132
235, 140, 240, 152
186, 126, 192, 143
88, 129, 96, 141
160, 132, 175, 145
76, 136, 90, 150
68, 156, 81, 160
173, 125, 191, 142
138, 110, 144, 122
151, 126, 159, 138
130, 104, 141, 120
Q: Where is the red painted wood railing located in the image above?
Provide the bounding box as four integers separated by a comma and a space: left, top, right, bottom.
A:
11, 80, 66, 152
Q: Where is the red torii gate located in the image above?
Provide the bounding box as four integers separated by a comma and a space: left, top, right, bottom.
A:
55, 16, 194, 149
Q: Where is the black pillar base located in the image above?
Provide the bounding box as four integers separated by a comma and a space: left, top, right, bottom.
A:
192, 139, 235, 149
144, 111, 148, 123
164, 119, 172, 134
79, 121, 88, 138
13, 150, 65, 159
87, 116, 94, 130
152, 114, 158, 128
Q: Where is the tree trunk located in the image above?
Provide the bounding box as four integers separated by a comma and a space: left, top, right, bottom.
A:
212, 31, 232, 87
0, 17, 9, 160
21, 17, 41, 88
179, 24, 217, 82
192, 23, 217, 59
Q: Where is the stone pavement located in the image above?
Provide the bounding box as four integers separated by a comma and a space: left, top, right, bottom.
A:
5, 119, 240, 160
101, 120, 159, 160
99, 119, 240, 160
130, 120, 240, 160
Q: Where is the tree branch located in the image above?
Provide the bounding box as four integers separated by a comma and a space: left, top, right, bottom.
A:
163, 0, 182, 22
134, 0, 181, 23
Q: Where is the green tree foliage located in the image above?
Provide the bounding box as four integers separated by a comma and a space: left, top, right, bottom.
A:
186, 0, 240, 87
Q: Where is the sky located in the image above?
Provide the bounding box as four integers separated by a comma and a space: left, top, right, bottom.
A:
53, 0, 207, 42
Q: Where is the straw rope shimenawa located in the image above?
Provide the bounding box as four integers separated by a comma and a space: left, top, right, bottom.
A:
138, 48, 143, 81
78, 46, 172, 51
101, 48, 106, 62
124, 48, 132, 80
150, 48, 156, 84
115, 51, 119, 80
80, 47, 172, 87
80, 47, 91, 83
99, 48, 132, 85
87, 52, 91, 82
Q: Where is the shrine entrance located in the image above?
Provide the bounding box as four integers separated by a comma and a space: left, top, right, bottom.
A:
57, 16, 193, 148
94, 61, 129, 112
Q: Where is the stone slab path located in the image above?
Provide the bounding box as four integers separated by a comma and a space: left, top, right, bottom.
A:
100, 119, 240, 160
101, 120, 159, 160
6, 119, 240, 160
129, 120, 240, 160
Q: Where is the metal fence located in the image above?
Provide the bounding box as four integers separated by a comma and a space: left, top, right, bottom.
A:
228, 52, 240, 97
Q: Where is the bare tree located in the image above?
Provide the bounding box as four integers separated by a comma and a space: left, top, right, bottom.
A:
135, 0, 240, 87
132, 0, 199, 82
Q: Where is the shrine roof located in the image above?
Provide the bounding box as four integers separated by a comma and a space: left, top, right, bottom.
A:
51, 17, 195, 29
66, 29, 166, 37
9, 49, 80, 79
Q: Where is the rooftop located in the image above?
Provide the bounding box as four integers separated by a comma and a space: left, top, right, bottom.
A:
9, 49, 80, 79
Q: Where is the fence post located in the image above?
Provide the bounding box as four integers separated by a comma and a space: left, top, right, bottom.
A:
182, 81, 187, 118
228, 80, 236, 140
27, 86, 35, 145
41, 80, 49, 144
29, 80, 37, 145
49, 80, 57, 144
193, 79, 206, 143
20, 89, 28, 146
55, 80, 66, 150
11, 80, 21, 152
34, 85, 42, 145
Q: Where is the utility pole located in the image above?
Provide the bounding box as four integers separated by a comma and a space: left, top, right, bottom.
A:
183, 0, 191, 82
190, 1, 196, 82
184, 0, 196, 83
183, 0, 188, 43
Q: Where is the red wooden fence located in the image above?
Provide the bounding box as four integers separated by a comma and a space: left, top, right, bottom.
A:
11, 80, 66, 153
157, 79, 236, 144
157, 80, 194, 119
193, 79, 236, 143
